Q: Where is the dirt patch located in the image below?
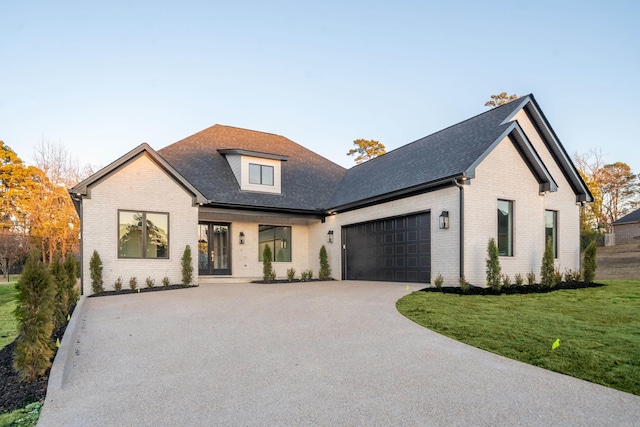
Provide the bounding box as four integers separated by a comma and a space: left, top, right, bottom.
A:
596, 243, 640, 280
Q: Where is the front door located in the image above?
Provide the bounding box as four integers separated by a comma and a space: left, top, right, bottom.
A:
198, 222, 231, 275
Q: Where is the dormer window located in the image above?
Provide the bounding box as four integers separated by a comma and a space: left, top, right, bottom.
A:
218, 149, 288, 194
249, 163, 274, 186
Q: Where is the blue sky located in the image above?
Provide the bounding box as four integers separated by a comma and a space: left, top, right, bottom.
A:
1, 0, 639, 174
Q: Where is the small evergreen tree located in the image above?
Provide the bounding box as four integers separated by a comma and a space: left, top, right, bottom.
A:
486, 238, 501, 290
89, 250, 104, 294
318, 245, 332, 280
540, 237, 555, 288
13, 251, 56, 381
50, 252, 68, 330
63, 252, 79, 308
583, 240, 597, 283
263, 244, 274, 282
181, 245, 193, 285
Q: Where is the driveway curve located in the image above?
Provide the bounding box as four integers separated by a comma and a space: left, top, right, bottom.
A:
39, 281, 640, 426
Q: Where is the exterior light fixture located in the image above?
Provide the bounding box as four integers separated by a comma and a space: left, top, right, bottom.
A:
239, 232, 245, 244
327, 230, 334, 243
439, 211, 449, 229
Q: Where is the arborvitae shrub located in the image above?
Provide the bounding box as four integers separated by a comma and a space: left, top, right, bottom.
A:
486, 238, 501, 291
540, 238, 555, 288
583, 241, 597, 283
262, 244, 274, 282
181, 245, 193, 286
63, 253, 80, 307
50, 252, 68, 330
318, 245, 332, 280
13, 251, 56, 382
89, 250, 103, 294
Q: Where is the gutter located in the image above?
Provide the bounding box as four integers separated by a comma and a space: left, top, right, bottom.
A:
452, 178, 465, 280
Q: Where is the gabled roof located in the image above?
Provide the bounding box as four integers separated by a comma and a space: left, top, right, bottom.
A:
69, 143, 207, 208
327, 94, 592, 211
158, 125, 347, 213
613, 208, 640, 225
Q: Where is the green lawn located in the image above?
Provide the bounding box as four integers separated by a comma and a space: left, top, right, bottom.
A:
0, 282, 18, 349
397, 280, 640, 396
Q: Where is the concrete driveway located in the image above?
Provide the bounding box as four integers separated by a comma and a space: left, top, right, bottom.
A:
39, 281, 640, 426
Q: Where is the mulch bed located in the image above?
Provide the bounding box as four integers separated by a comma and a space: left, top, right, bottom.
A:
421, 281, 604, 295
251, 279, 335, 284
89, 284, 198, 298
0, 314, 71, 413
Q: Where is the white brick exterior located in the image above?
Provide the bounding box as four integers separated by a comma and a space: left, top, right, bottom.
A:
81, 154, 198, 294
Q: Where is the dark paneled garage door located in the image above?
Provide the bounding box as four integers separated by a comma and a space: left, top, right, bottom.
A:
342, 212, 431, 283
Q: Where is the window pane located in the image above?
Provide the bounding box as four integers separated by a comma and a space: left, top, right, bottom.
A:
249, 164, 261, 184
274, 226, 291, 262
545, 210, 557, 258
119, 211, 143, 258
262, 165, 274, 186
145, 213, 169, 258
258, 225, 275, 262
497, 200, 513, 256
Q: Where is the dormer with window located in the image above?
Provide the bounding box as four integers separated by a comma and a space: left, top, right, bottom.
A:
218, 149, 288, 194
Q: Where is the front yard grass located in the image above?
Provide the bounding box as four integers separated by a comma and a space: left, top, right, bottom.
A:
397, 280, 640, 396
0, 282, 18, 349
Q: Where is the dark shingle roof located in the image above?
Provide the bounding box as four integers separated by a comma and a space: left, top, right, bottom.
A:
158, 125, 346, 212
327, 98, 525, 209
613, 208, 640, 225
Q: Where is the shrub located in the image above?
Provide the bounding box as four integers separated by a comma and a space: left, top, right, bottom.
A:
50, 252, 69, 330
486, 238, 501, 291
540, 237, 555, 288
459, 276, 470, 292
162, 276, 170, 287
553, 269, 563, 287
129, 276, 138, 291
318, 245, 332, 280
63, 253, 80, 308
434, 273, 444, 289
501, 274, 511, 289
262, 244, 274, 282
301, 269, 313, 281
583, 240, 597, 283
114, 276, 123, 291
526, 271, 536, 285
286, 268, 296, 282
514, 273, 524, 286
89, 250, 104, 294
13, 251, 55, 381
145, 277, 155, 288
181, 245, 194, 286
564, 268, 581, 283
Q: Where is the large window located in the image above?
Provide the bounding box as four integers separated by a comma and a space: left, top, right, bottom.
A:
545, 210, 558, 258
119, 211, 169, 258
258, 225, 291, 262
249, 163, 274, 186
497, 200, 513, 256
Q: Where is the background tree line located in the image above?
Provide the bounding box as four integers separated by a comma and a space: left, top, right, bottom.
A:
0, 139, 93, 278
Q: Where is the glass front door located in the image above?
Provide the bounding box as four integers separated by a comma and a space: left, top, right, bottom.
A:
198, 222, 231, 275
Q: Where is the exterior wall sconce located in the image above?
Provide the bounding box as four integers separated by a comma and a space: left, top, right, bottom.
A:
327, 230, 334, 243
439, 211, 449, 229
239, 232, 245, 244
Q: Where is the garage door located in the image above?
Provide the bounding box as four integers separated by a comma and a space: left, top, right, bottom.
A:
342, 212, 431, 283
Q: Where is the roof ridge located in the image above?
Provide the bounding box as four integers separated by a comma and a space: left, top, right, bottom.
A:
212, 124, 285, 138
348, 95, 527, 170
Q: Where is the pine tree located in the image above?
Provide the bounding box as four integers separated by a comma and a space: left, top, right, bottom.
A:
262, 244, 274, 282
318, 245, 332, 280
181, 245, 193, 285
89, 250, 103, 294
63, 252, 79, 308
50, 252, 68, 330
13, 251, 55, 381
540, 237, 555, 288
583, 241, 598, 283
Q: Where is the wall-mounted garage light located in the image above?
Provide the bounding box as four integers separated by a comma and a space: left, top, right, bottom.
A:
327, 230, 334, 243
439, 211, 449, 229
239, 231, 245, 244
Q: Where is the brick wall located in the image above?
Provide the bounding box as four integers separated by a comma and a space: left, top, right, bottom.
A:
82, 154, 198, 294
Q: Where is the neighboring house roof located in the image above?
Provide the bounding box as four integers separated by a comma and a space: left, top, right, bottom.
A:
613, 208, 640, 225
158, 125, 347, 213
69, 143, 207, 211
327, 94, 592, 211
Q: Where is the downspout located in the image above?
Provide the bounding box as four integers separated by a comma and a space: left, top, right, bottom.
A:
452, 178, 465, 280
